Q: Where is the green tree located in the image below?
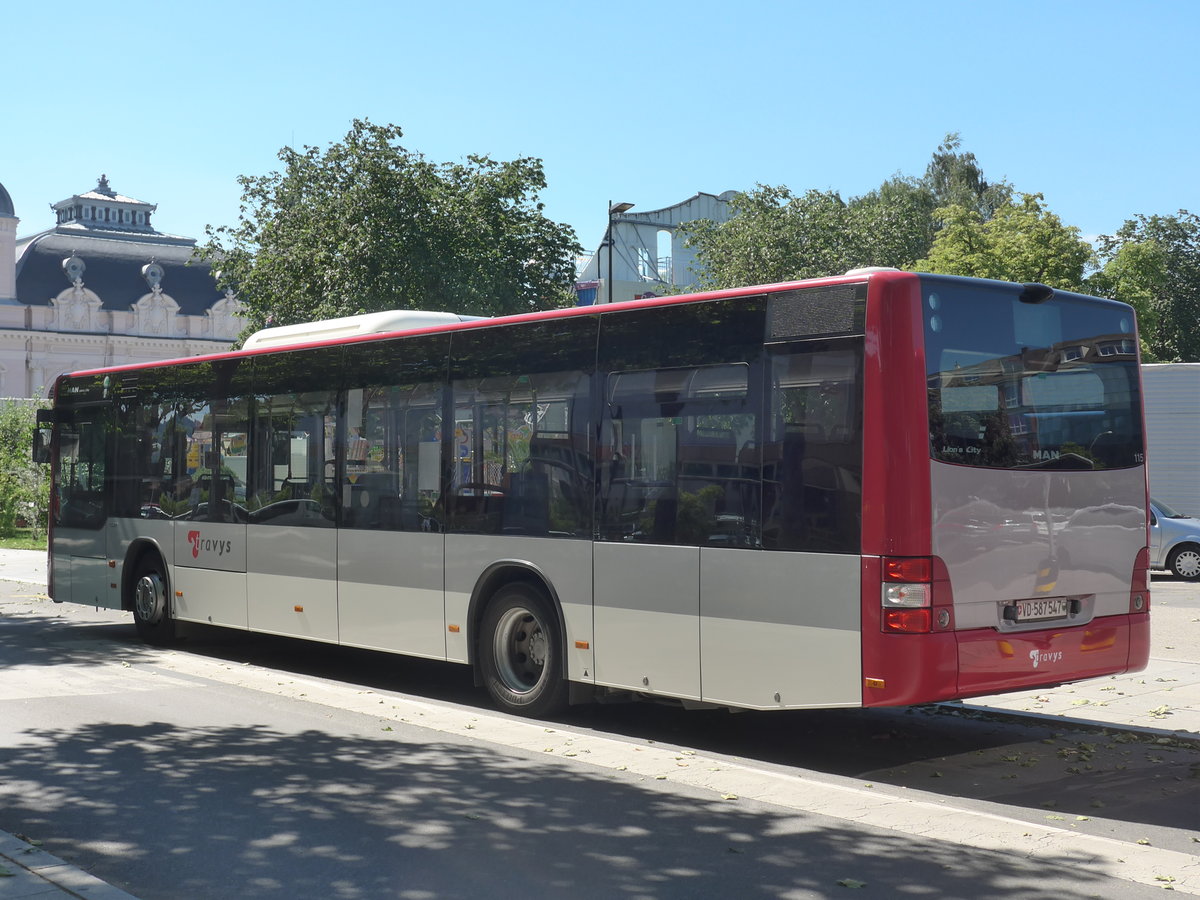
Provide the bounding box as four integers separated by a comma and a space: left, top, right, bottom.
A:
200, 120, 583, 336
679, 133, 1008, 291
924, 132, 1012, 220
1090, 211, 1200, 361
912, 193, 1093, 291
0, 400, 49, 539
680, 183, 936, 291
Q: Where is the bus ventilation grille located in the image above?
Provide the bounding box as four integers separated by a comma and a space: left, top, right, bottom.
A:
767, 285, 866, 341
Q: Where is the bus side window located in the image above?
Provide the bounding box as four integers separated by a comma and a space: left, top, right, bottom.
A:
341, 334, 449, 533
55, 409, 110, 530
599, 364, 758, 547
763, 343, 863, 553
448, 318, 596, 538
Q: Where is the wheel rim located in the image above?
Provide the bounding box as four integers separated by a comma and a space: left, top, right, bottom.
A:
1175, 550, 1200, 579
135, 572, 166, 624
491, 606, 548, 695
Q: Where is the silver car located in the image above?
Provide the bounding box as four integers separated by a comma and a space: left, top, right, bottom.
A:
1150, 498, 1200, 580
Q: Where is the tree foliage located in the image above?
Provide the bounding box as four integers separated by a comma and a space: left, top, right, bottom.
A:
200, 120, 583, 336
913, 193, 1093, 290
1091, 211, 1200, 361
679, 133, 1007, 291
0, 400, 49, 539
677, 129, 1200, 359
923, 132, 1012, 220
680, 182, 936, 291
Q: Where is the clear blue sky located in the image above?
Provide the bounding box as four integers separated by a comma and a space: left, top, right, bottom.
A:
3, 0, 1196, 258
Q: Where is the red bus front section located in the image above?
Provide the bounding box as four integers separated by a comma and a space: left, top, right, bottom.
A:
858, 272, 1150, 708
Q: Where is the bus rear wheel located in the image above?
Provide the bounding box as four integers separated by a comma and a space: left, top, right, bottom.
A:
131, 555, 177, 645
479, 584, 568, 718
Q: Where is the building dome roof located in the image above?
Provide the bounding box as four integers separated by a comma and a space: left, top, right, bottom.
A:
0, 180, 14, 217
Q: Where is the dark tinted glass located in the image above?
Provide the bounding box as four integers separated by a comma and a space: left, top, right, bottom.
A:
599, 362, 761, 547
762, 341, 863, 552
167, 360, 253, 524
924, 278, 1144, 470
249, 352, 339, 528
53, 382, 111, 530
341, 334, 450, 532
448, 318, 596, 536
597, 297, 766, 372
111, 395, 180, 520
597, 298, 767, 548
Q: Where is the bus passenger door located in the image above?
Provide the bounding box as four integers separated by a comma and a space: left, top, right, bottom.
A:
697, 343, 866, 710
50, 403, 115, 607
245, 376, 339, 643
171, 386, 249, 629
594, 380, 702, 700
338, 383, 447, 660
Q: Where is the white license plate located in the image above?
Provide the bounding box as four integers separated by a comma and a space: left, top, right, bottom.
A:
1015, 597, 1070, 621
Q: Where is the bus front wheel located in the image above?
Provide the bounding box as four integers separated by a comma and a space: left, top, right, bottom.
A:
131, 555, 177, 645
479, 584, 569, 718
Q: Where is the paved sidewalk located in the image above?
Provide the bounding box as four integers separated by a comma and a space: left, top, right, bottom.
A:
0, 830, 138, 899
0, 549, 1196, 898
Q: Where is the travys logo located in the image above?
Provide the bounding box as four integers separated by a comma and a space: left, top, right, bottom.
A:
187, 530, 232, 559
1029, 648, 1063, 669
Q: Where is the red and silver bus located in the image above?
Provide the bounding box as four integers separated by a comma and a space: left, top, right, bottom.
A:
34, 270, 1150, 717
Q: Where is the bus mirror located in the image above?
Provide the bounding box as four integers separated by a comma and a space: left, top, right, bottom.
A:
32, 426, 52, 464
36, 407, 66, 425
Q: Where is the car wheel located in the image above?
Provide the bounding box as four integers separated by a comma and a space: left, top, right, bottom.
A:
1167, 544, 1200, 581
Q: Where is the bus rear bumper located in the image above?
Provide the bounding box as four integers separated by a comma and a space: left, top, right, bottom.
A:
953, 613, 1148, 699
861, 613, 1150, 707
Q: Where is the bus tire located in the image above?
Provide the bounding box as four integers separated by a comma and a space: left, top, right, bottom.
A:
1167, 544, 1200, 581
479, 583, 569, 718
131, 554, 177, 645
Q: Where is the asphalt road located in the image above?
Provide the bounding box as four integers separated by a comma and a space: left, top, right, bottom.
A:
0, 577, 1197, 899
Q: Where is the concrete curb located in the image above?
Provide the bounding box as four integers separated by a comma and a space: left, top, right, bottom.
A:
0, 831, 139, 899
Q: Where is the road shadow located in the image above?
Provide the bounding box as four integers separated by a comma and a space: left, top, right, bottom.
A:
0, 718, 1160, 900
4, 602, 1199, 865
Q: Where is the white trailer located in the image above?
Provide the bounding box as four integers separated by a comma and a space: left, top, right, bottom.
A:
1142, 363, 1200, 514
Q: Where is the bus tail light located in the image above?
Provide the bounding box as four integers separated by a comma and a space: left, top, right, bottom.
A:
1130, 546, 1150, 614
882, 556, 935, 634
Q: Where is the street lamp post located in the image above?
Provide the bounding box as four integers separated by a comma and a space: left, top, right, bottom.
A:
607, 201, 634, 304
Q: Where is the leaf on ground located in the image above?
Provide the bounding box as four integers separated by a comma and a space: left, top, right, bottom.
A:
721, 793, 738, 800
0, 866, 13, 877
837, 878, 867, 889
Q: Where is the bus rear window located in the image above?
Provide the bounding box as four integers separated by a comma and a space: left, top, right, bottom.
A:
923, 278, 1143, 470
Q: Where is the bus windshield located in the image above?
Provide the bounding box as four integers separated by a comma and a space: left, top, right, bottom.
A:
923, 277, 1143, 470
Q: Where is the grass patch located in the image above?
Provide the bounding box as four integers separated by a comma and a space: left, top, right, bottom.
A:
0, 531, 46, 551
